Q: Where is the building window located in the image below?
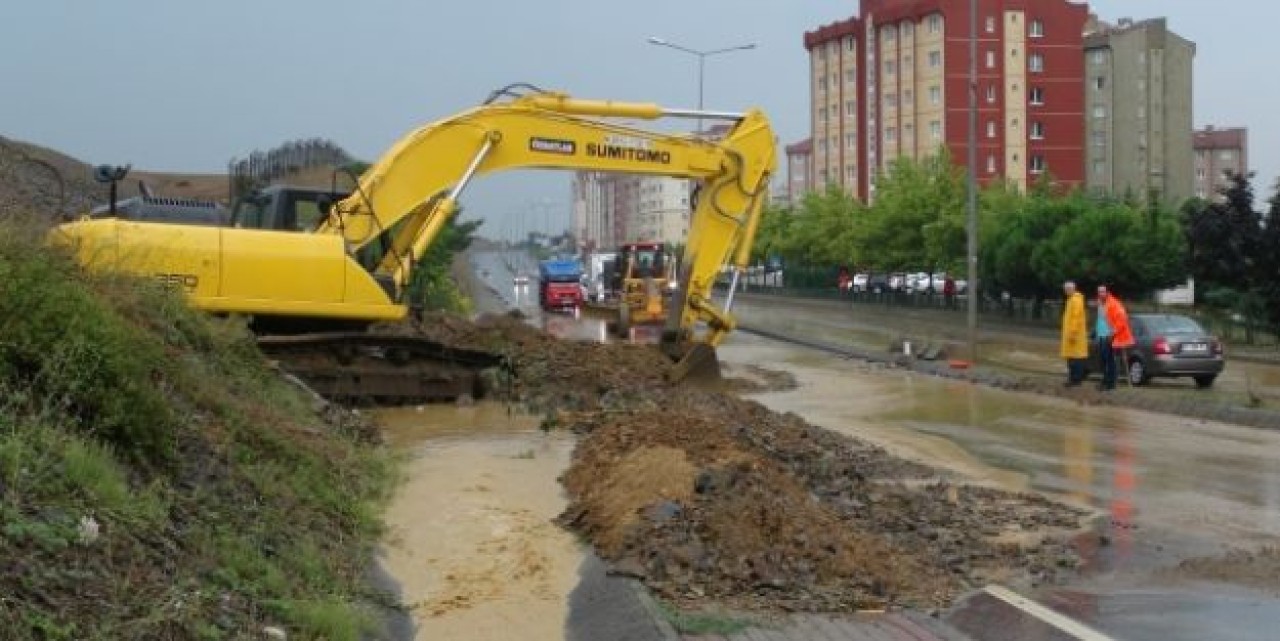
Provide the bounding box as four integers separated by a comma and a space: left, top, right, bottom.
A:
846, 36, 856, 51
987, 121, 997, 138
903, 89, 913, 105
987, 155, 997, 173
986, 85, 996, 103
929, 86, 941, 104
1220, 150, 1235, 162
1011, 118, 1020, 130
1030, 19, 1045, 38
904, 123, 914, 139
886, 127, 897, 143
928, 14, 942, 33
930, 120, 941, 141
1095, 76, 1106, 90
1030, 121, 1045, 139
820, 139, 828, 152
1029, 87, 1045, 105
819, 77, 828, 91
1030, 155, 1046, 173
819, 169, 828, 183
985, 16, 996, 33
928, 50, 941, 68
1092, 130, 1106, 146
819, 107, 827, 121
1196, 167, 1206, 179
986, 50, 995, 68
847, 69, 857, 83
847, 134, 857, 149
1093, 104, 1106, 118
846, 100, 857, 116
1011, 46, 1019, 58
847, 165, 857, 179
1093, 160, 1106, 175
885, 93, 898, 108
1091, 50, 1106, 65
903, 22, 913, 36
1029, 53, 1045, 73
885, 60, 896, 75
883, 25, 896, 41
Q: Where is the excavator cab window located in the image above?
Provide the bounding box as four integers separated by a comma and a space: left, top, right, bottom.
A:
232, 193, 270, 229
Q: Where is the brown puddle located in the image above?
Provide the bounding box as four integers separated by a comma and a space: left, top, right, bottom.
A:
376, 404, 584, 640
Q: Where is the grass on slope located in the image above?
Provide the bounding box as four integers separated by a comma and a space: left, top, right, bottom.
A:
0, 223, 399, 640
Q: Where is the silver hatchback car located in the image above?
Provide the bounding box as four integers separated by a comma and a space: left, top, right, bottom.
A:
1087, 313, 1225, 388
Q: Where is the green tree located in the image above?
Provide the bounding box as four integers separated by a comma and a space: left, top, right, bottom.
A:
862, 152, 965, 271
406, 217, 483, 312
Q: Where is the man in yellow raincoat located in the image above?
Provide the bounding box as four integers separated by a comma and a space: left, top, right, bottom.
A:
1060, 280, 1088, 386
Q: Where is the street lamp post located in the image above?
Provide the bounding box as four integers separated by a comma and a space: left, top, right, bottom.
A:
966, 0, 979, 363
646, 37, 756, 132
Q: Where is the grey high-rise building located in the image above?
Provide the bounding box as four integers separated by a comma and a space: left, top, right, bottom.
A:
1084, 17, 1195, 206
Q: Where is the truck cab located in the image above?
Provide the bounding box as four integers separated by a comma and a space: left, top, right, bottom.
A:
538, 258, 585, 312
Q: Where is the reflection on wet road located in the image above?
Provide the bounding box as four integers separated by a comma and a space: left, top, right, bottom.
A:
719, 333, 1280, 641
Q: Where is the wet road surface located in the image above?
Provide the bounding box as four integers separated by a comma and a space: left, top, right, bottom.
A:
717, 333, 1280, 641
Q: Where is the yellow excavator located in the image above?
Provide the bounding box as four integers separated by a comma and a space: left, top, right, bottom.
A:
51, 84, 776, 397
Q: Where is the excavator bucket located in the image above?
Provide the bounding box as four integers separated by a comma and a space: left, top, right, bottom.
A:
665, 342, 722, 385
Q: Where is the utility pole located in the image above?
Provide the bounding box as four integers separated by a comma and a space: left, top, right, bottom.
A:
966, 0, 980, 363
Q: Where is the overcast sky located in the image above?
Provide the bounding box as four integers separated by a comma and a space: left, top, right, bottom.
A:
1, 1, 1271, 238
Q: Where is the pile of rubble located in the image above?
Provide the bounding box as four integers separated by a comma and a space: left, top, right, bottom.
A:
411, 312, 1093, 611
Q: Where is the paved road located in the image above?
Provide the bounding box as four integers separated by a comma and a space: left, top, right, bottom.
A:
716, 326, 1280, 641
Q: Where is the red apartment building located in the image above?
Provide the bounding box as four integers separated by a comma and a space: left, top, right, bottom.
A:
805, 0, 1088, 201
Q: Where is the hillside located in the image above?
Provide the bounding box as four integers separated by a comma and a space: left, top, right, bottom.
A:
0, 136, 358, 222
0, 227, 399, 640
0, 136, 102, 222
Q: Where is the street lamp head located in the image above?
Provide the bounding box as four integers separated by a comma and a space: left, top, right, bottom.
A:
740, 43, 757, 50
647, 36, 668, 45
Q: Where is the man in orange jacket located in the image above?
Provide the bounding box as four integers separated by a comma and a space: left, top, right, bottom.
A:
1095, 285, 1135, 391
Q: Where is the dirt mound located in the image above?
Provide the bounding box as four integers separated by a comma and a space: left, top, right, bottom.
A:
557, 389, 1087, 611
383, 311, 671, 412
388, 312, 1091, 613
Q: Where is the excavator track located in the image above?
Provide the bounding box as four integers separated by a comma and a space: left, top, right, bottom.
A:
257, 332, 505, 404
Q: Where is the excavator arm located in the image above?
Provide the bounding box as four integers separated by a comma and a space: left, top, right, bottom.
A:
322, 90, 773, 303
320, 88, 776, 377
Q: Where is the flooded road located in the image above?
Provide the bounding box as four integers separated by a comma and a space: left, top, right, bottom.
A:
718, 333, 1280, 641
377, 405, 583, 641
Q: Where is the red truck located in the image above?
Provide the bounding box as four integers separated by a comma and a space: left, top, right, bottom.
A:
538, 258, 584, 311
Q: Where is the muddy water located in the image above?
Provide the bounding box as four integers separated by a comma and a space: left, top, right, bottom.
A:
377, 404, 583, 641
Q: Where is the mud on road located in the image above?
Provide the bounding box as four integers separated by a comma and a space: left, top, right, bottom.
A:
401, 312, 1094, 615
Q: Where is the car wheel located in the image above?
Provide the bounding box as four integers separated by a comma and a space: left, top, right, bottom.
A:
1127, 357, 1150, 386
1194, 374, 1217, 389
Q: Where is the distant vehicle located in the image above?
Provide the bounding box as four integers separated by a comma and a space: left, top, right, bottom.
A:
1086, 313, 1224, 388
867, 273, 890, 294
538, 258, 584, 311
888, 273, 907, 292
852, 273, 869, 292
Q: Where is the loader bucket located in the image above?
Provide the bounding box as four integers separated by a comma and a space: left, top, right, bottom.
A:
665, 342, 722, 384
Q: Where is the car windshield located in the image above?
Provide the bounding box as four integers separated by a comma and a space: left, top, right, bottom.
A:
1143, 315, 1204, 334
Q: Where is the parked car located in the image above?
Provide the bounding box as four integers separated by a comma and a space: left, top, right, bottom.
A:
867, 273, 890, 294
852, 273, 869, 292
1086, 313, 1224, 388
888, 273, 907, 292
